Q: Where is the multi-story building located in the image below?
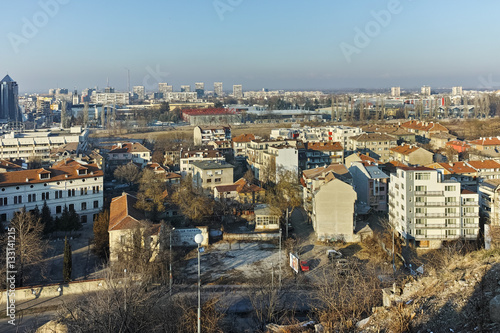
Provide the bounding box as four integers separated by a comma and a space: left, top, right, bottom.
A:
452, 86, 463, 96
389, 143, 434, 166
349, 133, 397, 162
180, 85, 191, 92
468, 137, 500, 158
161, 92, 198, 102
158, 83, 173, 96
0, 127, 89, 162
0, 158, 103, 225
91, 91, 130, 105
179, 149, 224, 176
270, 125, 363, 149
107, 142, 151, 170
233, 85, 243, 99
304, 142, 344, 169
349, 161, 389, 212
421, 86, 431, 96
195, 82, 204, 98
400, 120, 449, 141
389, 166, 480, 248
391, 87, 401, 97
0, 75, 20, 122
191, 160, 234, 191
479, 179, 500, 226
133, 86, 145, 101
193, 125, 231, 146
214, 82, 223, 97
232, 133, 255, 160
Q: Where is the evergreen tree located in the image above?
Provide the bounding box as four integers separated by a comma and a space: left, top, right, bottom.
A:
63, 236, 72, 283
68, 206, 82, 231
61, 205, 70, 232
93, 210, 110, 259
41, 200, 54, 234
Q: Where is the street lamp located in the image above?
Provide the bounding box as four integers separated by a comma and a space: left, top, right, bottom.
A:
124, 269, 127, 312
170, 227, 175, 295
194, 233, 204, 333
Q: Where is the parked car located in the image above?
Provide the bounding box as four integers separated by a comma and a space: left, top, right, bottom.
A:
300, 260, 309, 272
327, 249, 342, 260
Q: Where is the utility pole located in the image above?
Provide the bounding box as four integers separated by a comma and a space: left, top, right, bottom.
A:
279, 228, 282, 289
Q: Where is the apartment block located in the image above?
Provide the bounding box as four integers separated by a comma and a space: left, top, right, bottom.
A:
179, 149, 224, 176
0, 158, 103, 225
193, 126, 231, 146
389, 167, 480, 249
304, 142, 344, 169
191, 160, 234, 191
349, 161, 389, 212
349, 133, 397, 162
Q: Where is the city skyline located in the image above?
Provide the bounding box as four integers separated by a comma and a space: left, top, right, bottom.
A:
2, 0, 500, 93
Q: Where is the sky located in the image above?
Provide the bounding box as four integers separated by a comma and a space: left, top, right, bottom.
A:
1, 0, 500, 93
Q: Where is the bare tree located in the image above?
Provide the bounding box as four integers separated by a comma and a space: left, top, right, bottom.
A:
171, 175, 215, 224
6, 208, 49, 286
114, 162, 141, 186
135, 169, 167, 220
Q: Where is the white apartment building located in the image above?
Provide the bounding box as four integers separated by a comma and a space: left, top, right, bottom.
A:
133, 86, 145, 101
421, 86, 431, 96
389, 167, 480, 249
193, 126, 231, 146
158, 83, 173, 95
91, 92, 130, 105
0, 127, 89, 162
270, 125, 363, 149
452, 86, 463, 96
0, 158, 103, 225
391, 87, 401, 97
161, 92, 197, 102
179, 149, 224, 177
479, 179, 500, 226
233, 85, 243, 98
214, 82, 223, 96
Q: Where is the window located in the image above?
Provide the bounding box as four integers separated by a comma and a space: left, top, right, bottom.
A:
446, 218, 456, 225
56, 206, 62, 214
215, 178, 221, 183
415, 185, 426, 192
69, 204, 75, 211
94, 200, 99, 209
415, 172, 430, 180
445, 197, 456, 203
445, 185, 456, 191
0, 214, 6, 222
81, 202, 87, 210
446, 229, 457, 236
81, 215, 87, 223
206, 179, 212, 183
416, 229, 425, 235
466, 229, 476, 235
120, 235, 126, 245
415, 218, 423, 224
0, 198, 6, 206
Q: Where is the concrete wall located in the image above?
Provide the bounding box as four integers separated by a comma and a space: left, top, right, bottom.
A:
223, 232, 280, 241
0, 279, 109, 304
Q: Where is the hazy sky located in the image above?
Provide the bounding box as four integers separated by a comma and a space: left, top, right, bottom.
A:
1, 0, 500, 93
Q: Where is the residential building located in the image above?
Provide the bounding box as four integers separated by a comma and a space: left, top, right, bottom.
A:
107, 142, 151, 170
311, 177, 357, 242
133, 86, 145, 101
349, 161, 389, 212
162, 92, 198, 102
304, 142, 344, 169
180, 85, 191, 92
452, 86, 463, 96
91, 91, 130, 105
193, 125, 232, 146
208, 140, 232, 157
144, 162, 181, 185
0, 127, 89, 162
429, 133, 457, 149
466, 160, 500, 181
391, 87, 400, 97
270, 125, 363, 149
389, 144, 434, 166
362, 124, 416, 143
400, 121, 449, 141
468, 137, 500, 158
191, 160, 234, 191
108, 192, 161, 262
479, 179, 500, 226
0, 75, 20, 122
425, 162, 477, 190
349, 133, 397, 162
158, 83, 173, 95
389, 167, 480, 249
195, 82, 204, 98
214, 178, 265, 204
254, 204, 279, 231
446, 140, 470, 153
232, 133, 255, 160
233, 85, 243, 99
0, 158, 103, 225
214, 82, 223, 97
421, 85, 431, 96
179, 149, 224, 176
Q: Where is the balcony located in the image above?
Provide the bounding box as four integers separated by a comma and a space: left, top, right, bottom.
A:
415, 234, 461, 240
415, 224, 460, 229
462, 212, 478, 217
415, 191, 444, 196
415, 201, 459, 207
462, 201, 479, 206
415, 213, 460, 218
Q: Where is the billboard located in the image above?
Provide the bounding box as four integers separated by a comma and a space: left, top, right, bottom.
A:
289, 252, 299, 274
171, 228, 203, 247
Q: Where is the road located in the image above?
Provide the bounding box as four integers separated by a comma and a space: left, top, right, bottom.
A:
0, 311, 57, 333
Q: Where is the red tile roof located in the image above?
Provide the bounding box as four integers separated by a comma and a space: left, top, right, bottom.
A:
467, 160, 500, 170
390, 144, 421, 155
461, 189, 476, 195
0, 159, 103, 186
432, 162, 476, 174
469, 137, 500, 146
306, 142, 343, 151
400, 120, 448, 133
446, 140, 471, 149
109, 142, 150, 154
108, 193, 147, 231
232, 133, 256, 143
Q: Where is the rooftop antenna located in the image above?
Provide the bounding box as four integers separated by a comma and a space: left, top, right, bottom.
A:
107, 77, 109, 88
125, 67, 130, 93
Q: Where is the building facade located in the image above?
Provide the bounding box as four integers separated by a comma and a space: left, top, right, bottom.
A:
191, 160, 234, 191
0, 158, 103, 225
389, 167, 480, 248
0, 75, 20, 122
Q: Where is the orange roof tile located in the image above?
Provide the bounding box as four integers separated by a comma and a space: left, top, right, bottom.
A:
306, 142, 343, 151
108, 193, 147, 231
469, 137, 500, 146
232, 133, 256, 143
390, 144, 421, 155
467, 160, 500, 170
401, 120, 448, 133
